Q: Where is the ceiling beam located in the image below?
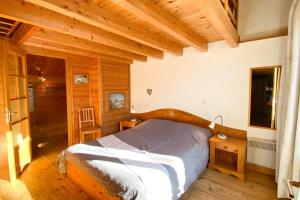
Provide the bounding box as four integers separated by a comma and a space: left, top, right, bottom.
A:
32, 29, 147, 62
200, 0, 239, 47
11, 24, 39, 45
23, 38, 133, 64
0, 0, 163, 59
111, 0, 208, 52
24, 0, 183, 56
22, 45, 67, 59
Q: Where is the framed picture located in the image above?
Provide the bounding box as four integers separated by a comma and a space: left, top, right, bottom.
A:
105, 91, 128, 112
74, 74, 88, 84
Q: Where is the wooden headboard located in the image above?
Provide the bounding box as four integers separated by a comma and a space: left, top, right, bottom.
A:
134, 108, 247, 140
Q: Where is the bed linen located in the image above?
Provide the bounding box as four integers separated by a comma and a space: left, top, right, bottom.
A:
57, 119, 212, 200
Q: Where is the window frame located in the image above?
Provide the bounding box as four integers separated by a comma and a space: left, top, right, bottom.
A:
248, 66, 281, 130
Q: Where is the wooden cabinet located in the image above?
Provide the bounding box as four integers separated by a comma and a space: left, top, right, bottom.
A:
208, 135, 247, 181
119, 120, 141, 131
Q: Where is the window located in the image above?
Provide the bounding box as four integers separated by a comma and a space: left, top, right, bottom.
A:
249, 66, 281, 129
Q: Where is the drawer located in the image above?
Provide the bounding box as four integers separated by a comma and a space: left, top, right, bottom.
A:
122, 121, 135, 127
215, 143, 238, 153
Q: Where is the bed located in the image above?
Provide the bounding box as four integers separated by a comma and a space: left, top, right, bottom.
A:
57, 109, 246, 200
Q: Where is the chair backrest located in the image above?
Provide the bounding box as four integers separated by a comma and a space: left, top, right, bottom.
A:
79, 107, 95, 129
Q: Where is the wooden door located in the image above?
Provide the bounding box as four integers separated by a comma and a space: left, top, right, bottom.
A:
1, 39, 31, 181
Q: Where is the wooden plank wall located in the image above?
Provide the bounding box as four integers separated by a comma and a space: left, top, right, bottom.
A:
28, 76, 67, 141
101, 60, 131, 136
26, 55, 67, 144
67, 56, 101, 145
90, 59, 102, 129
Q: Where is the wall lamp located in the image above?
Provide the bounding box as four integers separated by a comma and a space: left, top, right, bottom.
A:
130, 106, 137, 122
209, 115, 227, 140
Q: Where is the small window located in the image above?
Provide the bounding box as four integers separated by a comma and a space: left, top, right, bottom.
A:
249, 66, 281, 129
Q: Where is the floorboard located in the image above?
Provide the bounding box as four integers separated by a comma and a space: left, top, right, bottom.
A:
0, 136, 277, 200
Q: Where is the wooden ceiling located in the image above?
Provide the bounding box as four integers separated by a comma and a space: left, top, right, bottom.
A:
0, 17, 20, 37
27, 54, 65, 77
0, 0, 239, 64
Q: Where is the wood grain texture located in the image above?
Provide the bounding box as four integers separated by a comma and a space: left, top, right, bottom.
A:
97, 0, 223, 45
1, 0, 239, 61
65, 56, 102, 146
28, 77, 67, 140
1, 0, 239, 63
134, 108, 247, 139
246, 162, 275, 177
67, 162, 119, 200
78, 107, 101, 143
67, 56, 102, 145
119, 120, 141, 131
0, 39, 32, 181
32, 29, 147, 62
209, 135, 247, 181
22, 46, 126, 144
0, 135, 277, 200
0, 0, 163, 58
22, 45, 68, 59
27, 55, 67, 142
24, 38, 134, 64
25, 0, 183, 55
0, 39, 10, 180
200, 0, 240, 47
0, 17, 19, 37
0, 136, 93, 200
90, 58, 102, 134
101, 60, 131, 136
112, 0, 207, 52
11, 24, 38, 45
27, 54, 65, 77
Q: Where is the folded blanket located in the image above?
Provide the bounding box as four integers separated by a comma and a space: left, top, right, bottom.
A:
99, 135, 173, 200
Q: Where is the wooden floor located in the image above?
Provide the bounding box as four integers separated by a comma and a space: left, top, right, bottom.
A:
0, 136, 277, 200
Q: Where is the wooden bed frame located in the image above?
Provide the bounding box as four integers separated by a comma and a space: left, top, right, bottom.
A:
67, 108, 247, 200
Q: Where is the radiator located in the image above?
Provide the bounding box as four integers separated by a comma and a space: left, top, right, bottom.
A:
248, 137, 276, 152
247, 137, 276, 169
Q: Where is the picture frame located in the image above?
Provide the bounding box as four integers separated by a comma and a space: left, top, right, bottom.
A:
105, 91, 128, 112
74, 74, 88, 84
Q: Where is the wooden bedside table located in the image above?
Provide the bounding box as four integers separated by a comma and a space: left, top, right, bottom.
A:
119, 120, 141, 131
208, 135, 247, 181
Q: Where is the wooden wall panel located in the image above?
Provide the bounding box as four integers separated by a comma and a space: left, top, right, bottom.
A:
27, 55, 67, 143
101, 60, 130, 136
90, 59, 102, 128
24, 52, 128, 144
68, 56, 101, 145
28, 76, 67, 141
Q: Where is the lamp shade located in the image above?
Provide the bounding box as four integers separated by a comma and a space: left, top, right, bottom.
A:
130, 109, 136, 114
209, 122, 215, 129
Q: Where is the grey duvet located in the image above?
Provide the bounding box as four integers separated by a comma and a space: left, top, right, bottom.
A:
57, 119, 211, 200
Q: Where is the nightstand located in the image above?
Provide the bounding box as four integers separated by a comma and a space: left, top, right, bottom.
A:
208, 135, 247, 181
119, 120, 141, 131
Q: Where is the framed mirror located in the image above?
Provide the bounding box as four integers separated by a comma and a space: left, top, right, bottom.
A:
249, 66, 281, 129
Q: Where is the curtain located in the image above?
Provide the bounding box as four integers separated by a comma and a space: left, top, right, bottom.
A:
276, 0, 300, 198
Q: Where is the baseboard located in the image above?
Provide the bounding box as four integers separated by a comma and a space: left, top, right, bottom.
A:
246, 162, 275, 177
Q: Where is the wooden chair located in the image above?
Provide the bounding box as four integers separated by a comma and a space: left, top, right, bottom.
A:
79, 107, 101, 143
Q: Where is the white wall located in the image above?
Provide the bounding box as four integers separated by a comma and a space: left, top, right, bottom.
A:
239, 0, 292, 41
131, 36, 287, 169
